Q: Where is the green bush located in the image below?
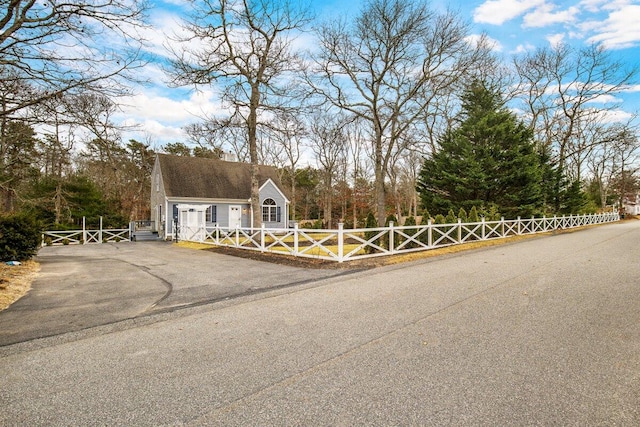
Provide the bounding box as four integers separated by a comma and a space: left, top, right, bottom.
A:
364, 212, 378, 254
381, 214, 398, 250
403, 216, 419, 249
458, 208, 468, 223
0, 213, 43, 261
468, 206, 480, 223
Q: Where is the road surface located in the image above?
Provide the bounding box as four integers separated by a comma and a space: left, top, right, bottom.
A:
1, 221, 638, 425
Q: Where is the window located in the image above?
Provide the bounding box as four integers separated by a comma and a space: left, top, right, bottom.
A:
262, 198, 278, 222
206, 205, 217, 223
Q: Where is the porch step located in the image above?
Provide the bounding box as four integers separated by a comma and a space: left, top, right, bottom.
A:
132, 231, 161, 242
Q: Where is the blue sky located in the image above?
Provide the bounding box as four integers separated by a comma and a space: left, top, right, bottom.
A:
117, 0, 640, 146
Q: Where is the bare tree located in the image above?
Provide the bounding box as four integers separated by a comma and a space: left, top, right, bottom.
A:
168, 0, 312, 227
263, 111, 306, 219
344, 117, 370, 226
308, 110, 347, 228
309, 0, 480, 225
514, 43, 637, 210
0, 0, 148, 118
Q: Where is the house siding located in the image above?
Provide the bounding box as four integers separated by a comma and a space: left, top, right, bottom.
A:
150, 157, 168, 238
260, 180, 288, 228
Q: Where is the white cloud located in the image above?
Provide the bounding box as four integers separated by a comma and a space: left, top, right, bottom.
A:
522, 4, 580, 28
511, 43, 536, 54
115, 89, 227, 144
623, 84, 640, 93
585, 5, 640, 49
594, 108, 635, 124
473, 0, 545, 25
465, 34, 504, 52
546, 33, 566, 47
579, 0, 633, 13
585, 94, 622, 104
126, 90, 223, 122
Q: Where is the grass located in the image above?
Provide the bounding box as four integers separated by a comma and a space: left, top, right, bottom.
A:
0, 260, 40, 311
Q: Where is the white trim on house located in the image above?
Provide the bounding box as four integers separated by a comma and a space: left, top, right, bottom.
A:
259, 178, 290, 203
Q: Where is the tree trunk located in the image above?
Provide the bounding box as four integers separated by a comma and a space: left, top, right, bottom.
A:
248, 85, 261, 229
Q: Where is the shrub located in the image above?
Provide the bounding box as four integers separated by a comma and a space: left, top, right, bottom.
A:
445, 209, 457, 225
0, 213, 42, 261
381, 214, 398, 250
364, 212, 378, 254
468, 206, 480, 223
403, 216, 418, 249
458, 208, 468, 223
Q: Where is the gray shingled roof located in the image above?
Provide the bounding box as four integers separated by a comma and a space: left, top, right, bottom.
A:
157, 153, 285, 200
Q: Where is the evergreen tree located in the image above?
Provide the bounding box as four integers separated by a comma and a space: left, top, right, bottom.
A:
364, 212, 378, 254
468, 206, 480, 222
418, 81, 544, 218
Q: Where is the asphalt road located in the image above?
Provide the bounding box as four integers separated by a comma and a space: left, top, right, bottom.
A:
1, 221, 639, 425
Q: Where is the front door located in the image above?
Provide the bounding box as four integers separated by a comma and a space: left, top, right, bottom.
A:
177, 205, 205, 241
229, 205, 242, 228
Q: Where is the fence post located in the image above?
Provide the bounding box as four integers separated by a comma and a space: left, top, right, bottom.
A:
427, 219, 433, 247
517, 216, 521, 235
389, 221, 394, 253
338, 223, 344, 262
260, 224, 265, 252
235, 225, 239, 247
481, 217, 486, 240
82, 217, 86, 244
501, 217, 505, 237
294, 223, 299, 257
457, 218, 462, 242
531, 215, 535, 233
99, 216, 103, 243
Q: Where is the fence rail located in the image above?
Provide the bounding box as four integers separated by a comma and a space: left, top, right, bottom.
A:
183, 212, 619, 263
42, 217, 131, 246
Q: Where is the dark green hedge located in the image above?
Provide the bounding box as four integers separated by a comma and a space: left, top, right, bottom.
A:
0, 213, 42, 261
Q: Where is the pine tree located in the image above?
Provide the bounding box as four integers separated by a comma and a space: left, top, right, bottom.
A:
418, 81, 544, 219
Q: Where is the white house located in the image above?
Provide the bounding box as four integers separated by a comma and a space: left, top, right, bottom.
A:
151, 154, 290, 240
623, 194, 640, 216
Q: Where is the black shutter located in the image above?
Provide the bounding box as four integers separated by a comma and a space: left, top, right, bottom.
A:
277, 206, 281, 223
212, 205, 217, 222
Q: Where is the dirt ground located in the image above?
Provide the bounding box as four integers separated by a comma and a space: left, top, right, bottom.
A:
0, 261, 40, 311
202, 233, 541, 269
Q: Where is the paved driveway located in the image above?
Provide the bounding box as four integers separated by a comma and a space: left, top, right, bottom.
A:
0, 242, 357, 346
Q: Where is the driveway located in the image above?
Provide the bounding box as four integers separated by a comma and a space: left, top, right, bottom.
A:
0, 242, 358, 346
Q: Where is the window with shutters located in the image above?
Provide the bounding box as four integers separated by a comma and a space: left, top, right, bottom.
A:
206, 205, 217, 223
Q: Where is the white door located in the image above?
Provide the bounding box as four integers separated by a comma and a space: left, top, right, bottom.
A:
177, 205, 206, 241
229, 205, 242, 228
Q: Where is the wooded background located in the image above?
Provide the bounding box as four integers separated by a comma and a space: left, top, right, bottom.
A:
1, 0, 637, 229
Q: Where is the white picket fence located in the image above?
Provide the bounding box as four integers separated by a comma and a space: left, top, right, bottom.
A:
180, 212, 620, 263
42, 217, 131, 246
